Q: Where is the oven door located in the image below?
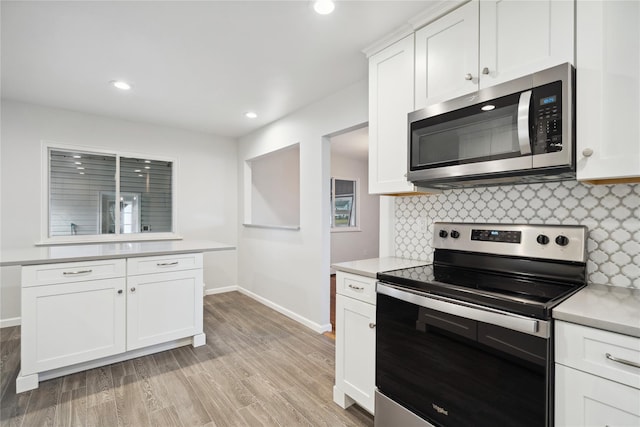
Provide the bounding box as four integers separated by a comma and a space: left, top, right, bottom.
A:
375, 283, 552, 427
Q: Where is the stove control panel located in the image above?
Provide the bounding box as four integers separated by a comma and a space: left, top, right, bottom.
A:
433, 222, 588, 263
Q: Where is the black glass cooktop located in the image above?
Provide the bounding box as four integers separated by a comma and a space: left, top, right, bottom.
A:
377, 253, 586, 320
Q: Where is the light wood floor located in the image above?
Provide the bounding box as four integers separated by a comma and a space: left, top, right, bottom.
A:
0, 291, 373, 427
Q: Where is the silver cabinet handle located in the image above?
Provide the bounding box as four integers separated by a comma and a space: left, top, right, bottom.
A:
606, 352, 640, 369
482, 67, 489, 75
157, 261, 179, 267
582, 148, 594, 157
464, 73, 473, 81
369, 323, 376, 329
517, 90, 533, 155
130, 287, 136, 292
348, 284, 364, 291
63, 269, 92, 275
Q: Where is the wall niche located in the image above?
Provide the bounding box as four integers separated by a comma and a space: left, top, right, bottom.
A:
243, 143, 300, 230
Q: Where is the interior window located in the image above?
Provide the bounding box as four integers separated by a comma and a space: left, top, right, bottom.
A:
48, 148, 173, 238
331, 177, 357, 229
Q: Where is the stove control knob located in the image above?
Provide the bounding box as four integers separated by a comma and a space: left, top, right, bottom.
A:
439, 230, 448, 238
450, 230, 460, 239
555, 235, 570, 246
536, 234, 550, 245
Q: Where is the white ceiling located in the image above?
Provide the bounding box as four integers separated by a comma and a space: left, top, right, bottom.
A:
331, 126, 369, 161
1, 1, 433, 138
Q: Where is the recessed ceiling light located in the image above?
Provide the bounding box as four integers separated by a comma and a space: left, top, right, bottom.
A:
314, 0, 335, 14
481, 105, 496, 111
110, 80, 132, 91
245, 111, 258, 119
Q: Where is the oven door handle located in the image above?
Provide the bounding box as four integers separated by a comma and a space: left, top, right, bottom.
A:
377, 283, 547, 338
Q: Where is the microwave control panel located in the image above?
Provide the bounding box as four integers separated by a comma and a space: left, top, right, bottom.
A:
532, 81, 563, 155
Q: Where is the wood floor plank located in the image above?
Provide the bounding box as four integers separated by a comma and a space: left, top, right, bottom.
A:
85, 366, 114, 408
85, 400, 118, 427
61, 371, 86, 393
20, 378, 63, 427
131, 356, 173, 414
186, 373, 248, 427
236, 401, 281, 427
149, 405, 182, 427
0, 333, 21, 401
110, 360, 136, 379
152, 354, 212, 427
54, 387, 87, 427
0, 368, 32, 427
242, 374, 313, 427
113, 374, 150, 427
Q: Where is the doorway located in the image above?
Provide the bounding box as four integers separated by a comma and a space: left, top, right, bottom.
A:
327, 125, 380, 335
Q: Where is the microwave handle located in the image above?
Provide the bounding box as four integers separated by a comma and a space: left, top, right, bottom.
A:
517, 90, 533, 155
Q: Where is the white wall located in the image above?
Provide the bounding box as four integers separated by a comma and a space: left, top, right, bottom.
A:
330, 152, 379, 271
236, 80, 368, 332
0, 100, 238, 325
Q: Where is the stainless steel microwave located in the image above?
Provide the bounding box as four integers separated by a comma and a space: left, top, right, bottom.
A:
407, 63, 575, 189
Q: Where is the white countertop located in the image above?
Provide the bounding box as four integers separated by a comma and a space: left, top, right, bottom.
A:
553, 284, 640, 338
0, 240, 235, 267
331, 257, 428, 278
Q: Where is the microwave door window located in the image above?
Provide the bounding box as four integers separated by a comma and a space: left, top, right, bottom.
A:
414, 96, 528, 170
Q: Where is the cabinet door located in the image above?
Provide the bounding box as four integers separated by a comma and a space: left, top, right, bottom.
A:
479, 0, 574, 89
126, 269, 203, 350
555, 364, 640, 427
335, 294, 376, 413
576, 1, 640, 182
21, 278, 126, 375
414, 1, 479, 109
368, 34, 417, 195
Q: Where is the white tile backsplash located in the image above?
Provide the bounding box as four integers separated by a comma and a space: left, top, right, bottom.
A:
394, 180, 640, 289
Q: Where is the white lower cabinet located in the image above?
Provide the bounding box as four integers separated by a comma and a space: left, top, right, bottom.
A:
334, 272, 376, 414
127, 269, 203, 350
18, 254, 205, 393
555, 321, 640, 426
21, 277, 126, 375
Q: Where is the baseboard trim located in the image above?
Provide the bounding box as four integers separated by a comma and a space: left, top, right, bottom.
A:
237, 287, 331, 334
204, 286, 239, 296
1, 317, 21, 328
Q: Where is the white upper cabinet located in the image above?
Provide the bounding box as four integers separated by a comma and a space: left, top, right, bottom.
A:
479, 0, 574, 89
368, 34, 419, 195
576, 0, 640, 183
415, 0, 574, 109
415, 1, 479, 109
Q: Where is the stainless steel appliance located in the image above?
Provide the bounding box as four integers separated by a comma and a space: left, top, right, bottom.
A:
408, 63, 575, 189
374, 222, 587, 427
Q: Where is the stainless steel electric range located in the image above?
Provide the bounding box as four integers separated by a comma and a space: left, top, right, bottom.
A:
374, 222, 588, 427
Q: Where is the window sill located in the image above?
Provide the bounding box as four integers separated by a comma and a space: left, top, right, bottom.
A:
35, 233, 183, 246
242, 223, 300, 231
331, 227, 361, 233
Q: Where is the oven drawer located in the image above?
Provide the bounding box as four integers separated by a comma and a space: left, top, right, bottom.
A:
555, 321, 640, 389
336, 272, 376, 304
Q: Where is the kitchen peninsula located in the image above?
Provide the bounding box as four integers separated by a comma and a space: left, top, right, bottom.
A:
0, 240, 234, 393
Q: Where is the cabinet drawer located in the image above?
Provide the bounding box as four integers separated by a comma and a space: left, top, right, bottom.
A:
22, 259, 126, 287
336, 272, 376, 304
556, 321, 640, 389
127, 253, 203, 276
